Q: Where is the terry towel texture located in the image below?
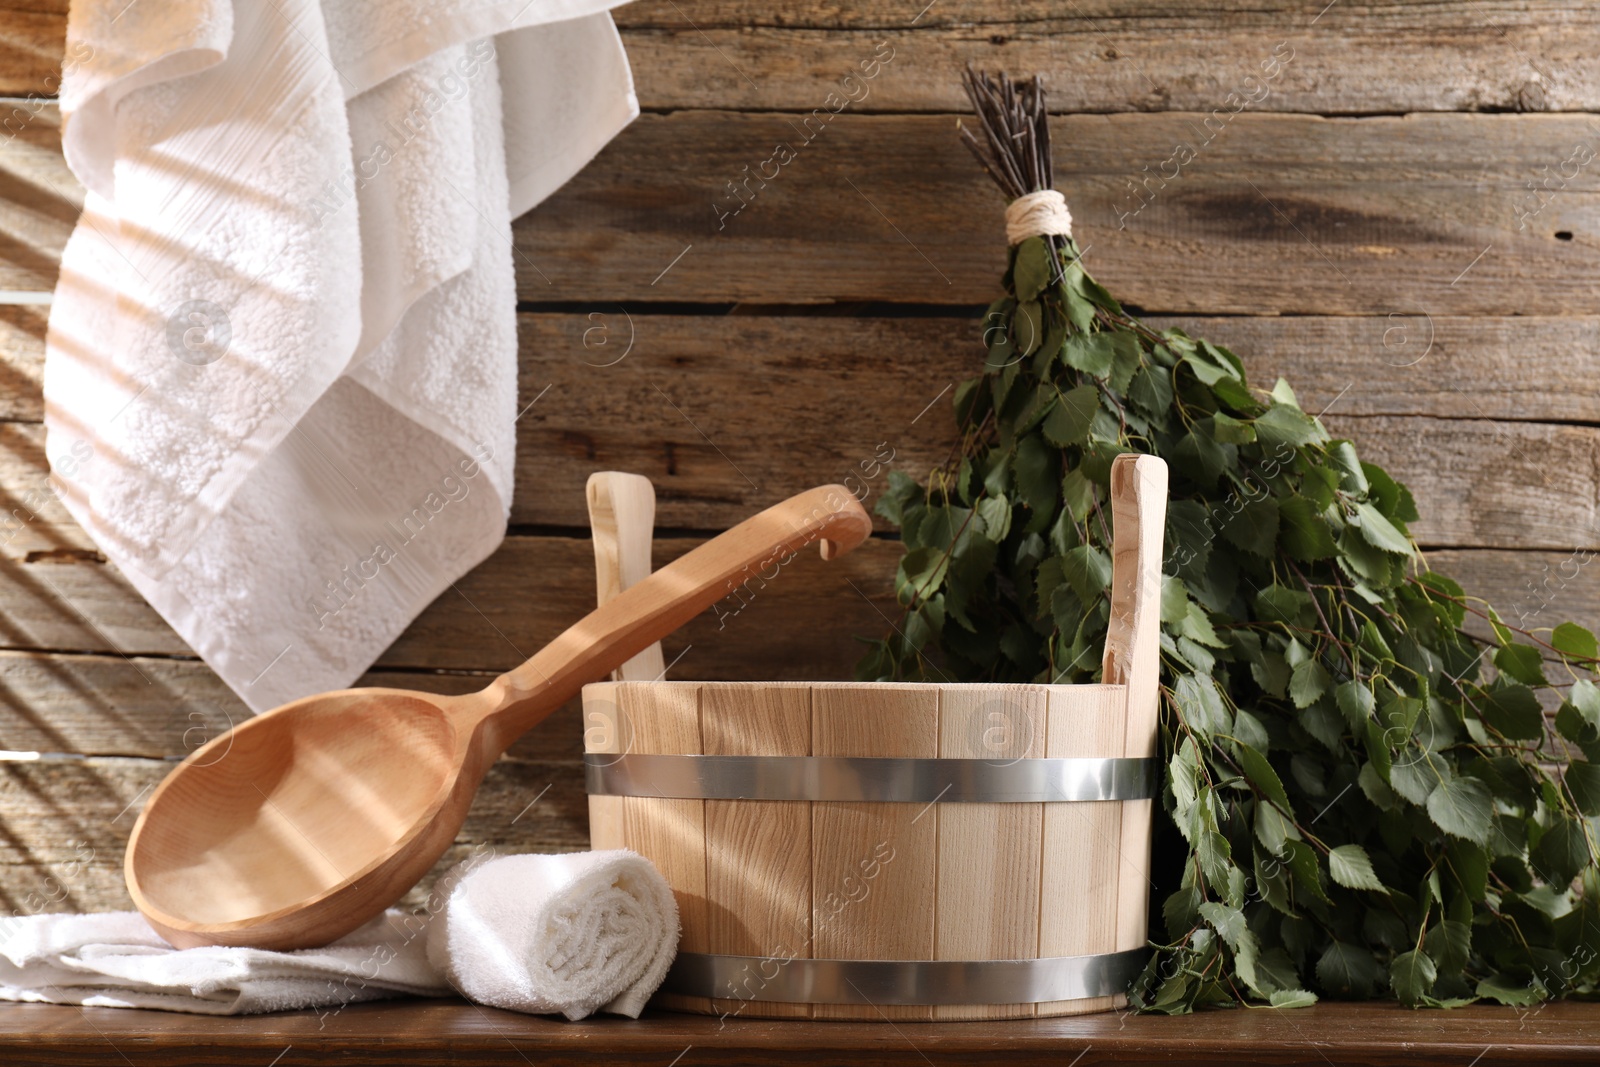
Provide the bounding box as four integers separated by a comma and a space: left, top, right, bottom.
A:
0, 851, 678, 1017
426, 850, 680, 1020
45, 0, 637, 711
0, 909, 448, 1015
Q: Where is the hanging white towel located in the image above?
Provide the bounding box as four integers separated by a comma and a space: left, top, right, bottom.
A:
44, 0, 638, 710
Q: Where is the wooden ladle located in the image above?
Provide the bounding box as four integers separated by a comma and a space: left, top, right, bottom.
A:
125, 485, 871, 950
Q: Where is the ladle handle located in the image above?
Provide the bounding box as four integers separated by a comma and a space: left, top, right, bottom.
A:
474, 484, 872, 747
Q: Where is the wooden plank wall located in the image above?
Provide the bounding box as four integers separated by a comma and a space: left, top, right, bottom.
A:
0, 1, 1597, 915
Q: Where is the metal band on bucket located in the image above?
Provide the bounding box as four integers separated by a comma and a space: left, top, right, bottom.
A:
664, 948, 1148, 1005
584, 753, 1159, 803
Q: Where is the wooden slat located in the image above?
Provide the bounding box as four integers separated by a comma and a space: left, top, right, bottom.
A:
3, 998, 1600, 1067
0, 101, 77, 292
1179, 314, 1600, 424
810, 682, 937, 1021
0, 303, 44, 419
701, 683, 812, 1019
0, 309, 1595, 545
621, 20, 1589, 115
12, 108, 1600, 312
933, 684, 1044, 1020
0, 1, 67, 97
1039, 684, 1127, 1016
513, 111, 1600, 311
581, 680, 625, 851
0, 533, 902, 671
0, 755, 586, 916
617, 683, 711, 1013
4, 311, 1599, 428
516, 313, 1600, 538
10, 2, 1600, 113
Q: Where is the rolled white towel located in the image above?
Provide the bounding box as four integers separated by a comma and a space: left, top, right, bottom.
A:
426, 850, 680, 1020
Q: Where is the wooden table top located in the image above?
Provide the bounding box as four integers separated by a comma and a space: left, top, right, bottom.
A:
0, 998, 1596, 1066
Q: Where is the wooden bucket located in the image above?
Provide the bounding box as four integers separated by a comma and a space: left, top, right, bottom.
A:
582, 455, 1168, 1020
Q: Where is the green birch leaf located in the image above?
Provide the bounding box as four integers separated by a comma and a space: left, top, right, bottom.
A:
1475, 974, 1544, 1006
1574, 679, 1600, 727
1236, 742, 1291, 813
1179, 601, 1227, 648
1391, 950, 1437, 1006
1220, 496, 1278, 556
1534, 815, 1591, 885
1059, 544, 1112, 601
1564, 760, 1600, 816
1353, 501, 1414, 555
1012, 434, 1058, 521
1552, 622, 1599, 662
1493, 643, 1546, 686
1480, 680, 1546, 741
1160, 575, 1189, 624
1108, 330, 1142, 391
1211, 412, 1257, 444
975, 495, 1012, 544
1014, 300, 1043, 356
1425, 919, 1471, 977
1012, 236, 1052, 302
1041, 384, 1098, 447
1279, 496, 1338, 560
1328, 843, 1386, 892
1445, 840, 1490, 903
1426, 774, 1493, 845
1062, 332, 1114, 377
1316, 941, 1380, 998
1289, 658, 1331, 708
1336, 680, 1375, 730
1254, 404, 1324, 450
895, 546, 948, 605
1255, 802, 1297, 856
1198, 828, 1232, 889
1269, 989, 1319, 1009
1284, 839, 1330, 904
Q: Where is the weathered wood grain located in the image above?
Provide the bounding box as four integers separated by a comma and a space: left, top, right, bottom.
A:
513, 111, 1600, 310
0, 1, 66, 97
0, 755, 586, 917
0, 303, 44, 418
620, 20, 1589, 115
0, 306, 1591, 548
0, 101, 76, 293
11, 108, 1600, 312
0, 532, 902, 672
516, 313, 1600, 535
3, 307, 1587, 545
1173, 314, 1600, 423
5, 998, 1600, 1067
2, 310, 1594, 430
8, 2, 1600, 114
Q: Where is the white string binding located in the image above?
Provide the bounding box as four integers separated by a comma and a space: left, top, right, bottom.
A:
1005, 189, 1073, 246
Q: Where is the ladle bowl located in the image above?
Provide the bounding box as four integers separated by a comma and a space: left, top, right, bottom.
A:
126, 486, 871, 949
